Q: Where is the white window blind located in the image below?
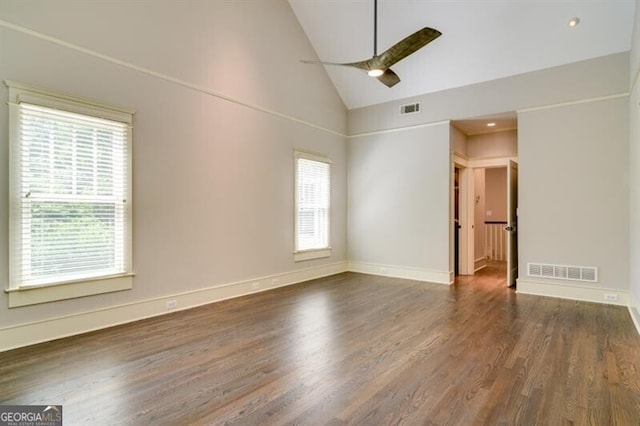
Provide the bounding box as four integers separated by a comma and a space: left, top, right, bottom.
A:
11, 101, 131, 287
295, 153, 330, 254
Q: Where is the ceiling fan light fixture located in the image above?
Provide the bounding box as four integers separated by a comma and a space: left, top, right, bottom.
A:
299, 0, 441, 88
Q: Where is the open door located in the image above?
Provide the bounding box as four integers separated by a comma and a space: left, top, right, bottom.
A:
452, 162, 474, 276
506, 160, 518, 287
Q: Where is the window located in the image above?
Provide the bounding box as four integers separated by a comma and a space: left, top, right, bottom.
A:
6, 81, 134, 307
294, 151, 331, 261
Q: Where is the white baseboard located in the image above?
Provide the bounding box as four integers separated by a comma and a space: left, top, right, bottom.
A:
517, 279, 630, 306
0, 261, 348, 352
474, 256, 487, 272
347, 261, 452, 285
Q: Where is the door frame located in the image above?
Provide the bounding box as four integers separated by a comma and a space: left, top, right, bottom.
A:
451, 155, 518, 279
507, 159, 519, 286
452, 156, 474, 276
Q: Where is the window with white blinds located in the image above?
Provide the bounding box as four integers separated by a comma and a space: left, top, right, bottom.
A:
8, 81, 133, 293
295, 151, 331, 261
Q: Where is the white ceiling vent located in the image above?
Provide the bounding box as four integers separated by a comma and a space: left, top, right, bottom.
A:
400, 102, 421, 115
527, 263, 598, 283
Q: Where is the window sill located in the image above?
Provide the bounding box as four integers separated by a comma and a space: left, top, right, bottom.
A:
5, 273, 134, 308
294, 248, 332, 262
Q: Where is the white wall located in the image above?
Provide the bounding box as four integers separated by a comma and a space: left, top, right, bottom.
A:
629, 0, 640, 328
0, 1, 348, 349
348, 123, 452, 283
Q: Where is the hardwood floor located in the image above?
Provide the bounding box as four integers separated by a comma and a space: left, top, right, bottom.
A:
2, 264, 640, 425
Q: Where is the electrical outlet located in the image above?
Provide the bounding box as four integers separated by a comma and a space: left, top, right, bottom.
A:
604, 294, 618, 302
166, 300, 177, 310
252, 281, 260, 290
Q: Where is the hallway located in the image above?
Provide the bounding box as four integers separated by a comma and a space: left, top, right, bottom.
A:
454, 260, 509, 289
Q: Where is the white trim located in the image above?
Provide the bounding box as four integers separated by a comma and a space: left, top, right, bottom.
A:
453, 154, 518, 169
7, 81, 134, 302
347, 261, 452, 284
454, 165, 475, 276
465, 126, 518, 137
0, 262, 348, 352
452, 153, 469, 167
516, 279, 630, 306
517, 92, 628, 113
348, 119, 450, 139
5, 80, 135, 118
348, 92, 629, 140
468, 156, 518, 169
6, 274, 134, 308
294, 248, 332, 262
0, 19, 346, 138
474, 256, 487, 272
294, 150, 333, 164
294, 151, 331, 257
629, 306, 640, 336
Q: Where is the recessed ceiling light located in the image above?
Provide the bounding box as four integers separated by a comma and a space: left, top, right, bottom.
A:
568, 17, 580, 28
487, 122, 496, 127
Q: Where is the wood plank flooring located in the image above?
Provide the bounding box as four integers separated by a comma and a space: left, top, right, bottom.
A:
2, 263, 640, 425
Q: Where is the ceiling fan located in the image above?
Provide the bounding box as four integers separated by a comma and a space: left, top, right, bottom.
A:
301, 0, 442, 88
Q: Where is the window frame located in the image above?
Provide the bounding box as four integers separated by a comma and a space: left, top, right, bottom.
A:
294, 150, 331, 262
5, 80, 135, 307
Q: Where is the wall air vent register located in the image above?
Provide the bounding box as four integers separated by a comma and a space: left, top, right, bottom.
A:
400, 102, 421, 115
527, 263, 598, 283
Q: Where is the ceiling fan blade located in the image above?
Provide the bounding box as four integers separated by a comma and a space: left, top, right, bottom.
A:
301, 58, 373, 70
300, 3, 441, 89
377, 27, 441, 69
377, 68, 400, 88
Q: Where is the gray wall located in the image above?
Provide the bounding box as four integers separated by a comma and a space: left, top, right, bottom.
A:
348, 123, 451, 276
349, 53, 629, 135
0, 0, 637, 346
450, 125, 467, 156
519, 97, 629, 292
467, 130, 518, 159
485, 168, 507, 222
0, 1, 347, 330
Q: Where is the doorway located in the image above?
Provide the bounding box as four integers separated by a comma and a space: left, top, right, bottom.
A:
450, 113, 518, 287
473, 165, 517, 286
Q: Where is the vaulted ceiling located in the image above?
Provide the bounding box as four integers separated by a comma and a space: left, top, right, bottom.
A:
289, 0, 636, 111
